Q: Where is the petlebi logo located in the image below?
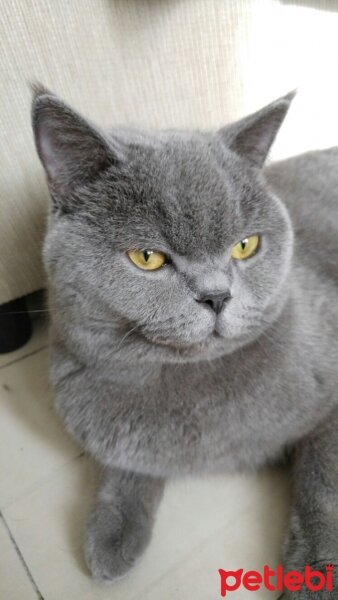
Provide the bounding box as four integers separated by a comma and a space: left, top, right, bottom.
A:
218, 564, 334, 596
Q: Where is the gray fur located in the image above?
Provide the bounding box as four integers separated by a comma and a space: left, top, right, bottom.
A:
32, 88, 338, 597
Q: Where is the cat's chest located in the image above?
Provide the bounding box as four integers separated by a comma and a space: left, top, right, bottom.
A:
97, 353, 323, 475
55, 341, 330, 476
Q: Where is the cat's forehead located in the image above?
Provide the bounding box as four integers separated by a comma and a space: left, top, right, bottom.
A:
110, 132, 262, 255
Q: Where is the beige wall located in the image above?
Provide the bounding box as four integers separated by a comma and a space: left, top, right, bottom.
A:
1, 0, 338, 303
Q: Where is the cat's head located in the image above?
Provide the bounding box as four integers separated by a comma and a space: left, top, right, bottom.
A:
32, 87, 294, 363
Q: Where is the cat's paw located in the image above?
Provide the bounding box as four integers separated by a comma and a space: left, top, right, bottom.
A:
85, 501, 153, 582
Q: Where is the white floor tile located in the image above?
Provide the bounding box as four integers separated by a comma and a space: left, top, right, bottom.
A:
142, 472, 291, 600
0, 516, 37, 600
3, 454, 291, 600
0, 345, 81, 509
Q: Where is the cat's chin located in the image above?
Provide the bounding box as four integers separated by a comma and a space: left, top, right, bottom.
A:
139, 330, 247, 363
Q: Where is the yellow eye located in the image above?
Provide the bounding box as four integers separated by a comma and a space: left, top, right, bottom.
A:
231, 235, 260, 260
127, 249, 167, 271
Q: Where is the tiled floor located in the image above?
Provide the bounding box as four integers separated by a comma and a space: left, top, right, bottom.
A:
0, 314, 292, 600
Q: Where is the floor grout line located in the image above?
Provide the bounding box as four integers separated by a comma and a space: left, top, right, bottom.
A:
0, 512, 45, 600
0, 451, 85, 512
0, 345, 48, 370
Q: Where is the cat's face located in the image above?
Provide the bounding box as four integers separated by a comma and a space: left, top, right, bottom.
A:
33, 88, 294, 362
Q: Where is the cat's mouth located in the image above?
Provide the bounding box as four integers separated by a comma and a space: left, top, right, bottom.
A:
137, 323, 262, 360
140, 328, 222, 353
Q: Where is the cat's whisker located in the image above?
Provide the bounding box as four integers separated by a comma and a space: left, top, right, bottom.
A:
115, 324, 140, 351
1, 308, 52, 315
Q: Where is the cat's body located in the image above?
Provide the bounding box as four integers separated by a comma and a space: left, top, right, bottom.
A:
49, 149, 338, 476
32, 89, 338, 597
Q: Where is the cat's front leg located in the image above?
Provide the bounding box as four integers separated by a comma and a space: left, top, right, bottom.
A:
85, 466, 165, 581
283, 406, 338, 599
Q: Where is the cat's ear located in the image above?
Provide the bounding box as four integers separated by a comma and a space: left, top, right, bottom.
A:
31, 85, 122, 193
218, 91, 295, 168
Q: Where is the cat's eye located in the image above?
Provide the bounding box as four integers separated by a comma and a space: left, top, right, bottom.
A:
127, 249, 167, 271
231, 235, 260, 260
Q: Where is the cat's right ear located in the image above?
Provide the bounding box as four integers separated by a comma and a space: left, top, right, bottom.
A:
31, 85, 123, 195
218, 92, 295, 169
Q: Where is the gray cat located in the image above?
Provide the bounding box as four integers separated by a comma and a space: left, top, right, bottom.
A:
32, 86, 338, 598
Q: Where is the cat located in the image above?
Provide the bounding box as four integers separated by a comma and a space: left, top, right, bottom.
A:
32, 86, 338, 599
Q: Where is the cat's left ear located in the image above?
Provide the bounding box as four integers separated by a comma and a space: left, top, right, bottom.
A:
31, 84, 123, 195
218, 91, 295, 169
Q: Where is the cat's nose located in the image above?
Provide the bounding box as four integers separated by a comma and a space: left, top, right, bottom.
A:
195, 290, 232, 315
